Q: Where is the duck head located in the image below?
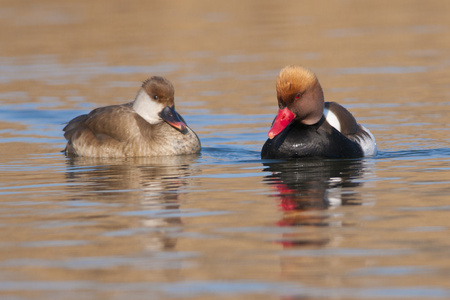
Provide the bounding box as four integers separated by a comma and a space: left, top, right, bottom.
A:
133, 76, 186, 132
268, 66, 325, 139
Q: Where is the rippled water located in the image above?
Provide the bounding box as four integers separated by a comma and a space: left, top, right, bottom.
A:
1, 1, 450, 299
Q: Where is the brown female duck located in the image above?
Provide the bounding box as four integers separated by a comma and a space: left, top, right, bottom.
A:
63, 76, 201, 157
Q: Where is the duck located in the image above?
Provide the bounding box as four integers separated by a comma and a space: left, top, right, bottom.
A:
63, 76, 201, 157
261, 65, 377, 159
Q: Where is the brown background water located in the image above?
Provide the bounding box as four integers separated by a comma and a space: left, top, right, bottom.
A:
1, 1, 450, 299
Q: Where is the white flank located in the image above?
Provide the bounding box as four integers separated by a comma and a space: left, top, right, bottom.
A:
323, 107, 341, 132
357, 125, 378, 156
133, 89, 165, 124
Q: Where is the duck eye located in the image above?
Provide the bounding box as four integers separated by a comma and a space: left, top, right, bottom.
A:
295, 93, 302, 99
153, 95, 159, 100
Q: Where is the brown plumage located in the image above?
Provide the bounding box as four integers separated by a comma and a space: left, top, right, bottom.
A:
63, 77, 201, 158
276, 65, 325, 125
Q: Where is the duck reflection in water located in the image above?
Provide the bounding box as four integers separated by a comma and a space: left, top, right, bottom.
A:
65, 155, 200, 251
263, 158, 373, 247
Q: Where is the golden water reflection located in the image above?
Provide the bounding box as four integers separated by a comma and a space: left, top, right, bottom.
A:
64, 155, 201, 252
263, 159, 375, 248
1, 0, 450, 298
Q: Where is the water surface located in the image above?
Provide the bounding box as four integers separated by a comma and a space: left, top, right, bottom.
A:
1, 1, 450, 299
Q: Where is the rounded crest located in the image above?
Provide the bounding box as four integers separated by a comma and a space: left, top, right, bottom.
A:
142, 76, 175, 106
276, 65, 318, 104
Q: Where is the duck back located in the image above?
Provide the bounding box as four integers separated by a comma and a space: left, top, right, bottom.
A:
63, 103, 201, 158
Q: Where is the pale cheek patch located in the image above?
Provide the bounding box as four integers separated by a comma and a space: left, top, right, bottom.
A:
133, 90, 165, 124
324, 108, 341, 132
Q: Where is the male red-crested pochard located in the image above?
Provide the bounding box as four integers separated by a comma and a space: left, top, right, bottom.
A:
261, 65, 377, 159
63, 76, 201, 157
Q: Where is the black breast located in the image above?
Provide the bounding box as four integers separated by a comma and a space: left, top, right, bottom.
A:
261, 117, 364, 159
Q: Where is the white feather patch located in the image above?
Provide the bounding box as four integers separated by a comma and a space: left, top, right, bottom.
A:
356, 125, 378, 156
323, 107, 341, 132
133, 89, 164, 124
